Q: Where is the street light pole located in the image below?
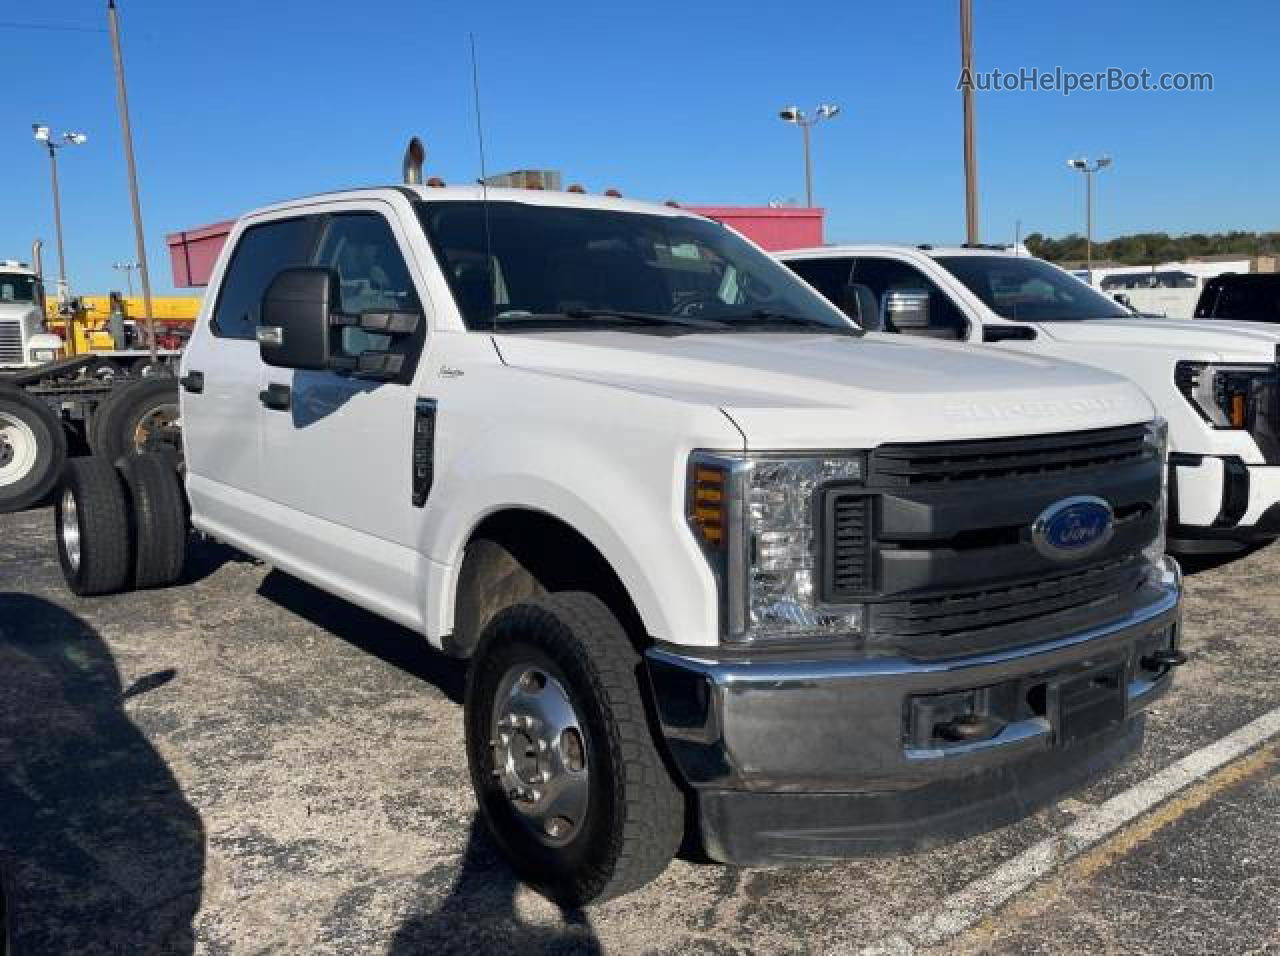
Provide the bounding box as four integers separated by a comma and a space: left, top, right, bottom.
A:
107, 0, 158, 364
1067, 155, 1112, 283
778, 104, 841, 208
113, 261, 138, 296
32, 125, 87, 306
45, 144, 68, 303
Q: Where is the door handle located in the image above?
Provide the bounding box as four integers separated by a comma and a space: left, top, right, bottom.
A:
180, 370, 204, 394
259, 383, 291, 411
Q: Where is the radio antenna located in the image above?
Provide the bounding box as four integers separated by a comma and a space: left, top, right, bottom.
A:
469, 32, 497, 334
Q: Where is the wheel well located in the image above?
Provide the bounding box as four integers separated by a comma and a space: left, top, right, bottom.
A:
447, 509, 647, 659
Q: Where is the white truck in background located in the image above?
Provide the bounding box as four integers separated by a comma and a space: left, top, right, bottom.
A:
782, 244, 1280, 555
53, 179, 1183, 903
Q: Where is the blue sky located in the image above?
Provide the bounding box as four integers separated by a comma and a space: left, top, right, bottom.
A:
3, 0, 1276, 295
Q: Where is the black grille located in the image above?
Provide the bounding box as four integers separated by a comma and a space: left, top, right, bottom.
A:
869, 554, 1144, 649
869, 424, 1150, 487
823, 493, 871, 599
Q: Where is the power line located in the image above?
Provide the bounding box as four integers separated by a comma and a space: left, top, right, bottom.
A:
0, 20, 105, 34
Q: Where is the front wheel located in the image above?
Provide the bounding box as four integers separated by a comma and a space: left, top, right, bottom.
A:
464, 592, 684, 905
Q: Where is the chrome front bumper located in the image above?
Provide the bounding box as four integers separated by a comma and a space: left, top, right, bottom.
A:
645, 558, 1183, 862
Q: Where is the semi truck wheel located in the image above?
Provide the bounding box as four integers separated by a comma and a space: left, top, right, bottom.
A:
464, 592, 683, 904
117, 454, 187, 589
0, 383, 67, 513
56, 458, 133, 596
92, 377, 183, 466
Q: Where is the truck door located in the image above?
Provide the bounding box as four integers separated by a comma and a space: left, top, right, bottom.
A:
256, 206, 430, 627
182, 215, 320, 535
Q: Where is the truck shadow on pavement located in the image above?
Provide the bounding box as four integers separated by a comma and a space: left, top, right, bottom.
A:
256, 570, 467, 705
0, 593, 205, 955
389, 817, 603, 956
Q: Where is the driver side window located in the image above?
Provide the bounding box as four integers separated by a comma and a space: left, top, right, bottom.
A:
851, 258, 969, 340
312, 212, 423, 361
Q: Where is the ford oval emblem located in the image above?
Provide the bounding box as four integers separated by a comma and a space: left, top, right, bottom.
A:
1031, 496, 1115, 562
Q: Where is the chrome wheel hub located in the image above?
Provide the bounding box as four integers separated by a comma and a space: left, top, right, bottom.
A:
133, 403, 182, 455
490, 666, 589, 845
0, 412, 38, 486
61, 488, 82, 572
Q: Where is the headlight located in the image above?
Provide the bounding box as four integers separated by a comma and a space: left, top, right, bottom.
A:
688, 451, 866, 643
1175, 361, 1276, 428
1142, 418, 1168, 568
1175, 361, 1280, 462
31, 347, 62, 363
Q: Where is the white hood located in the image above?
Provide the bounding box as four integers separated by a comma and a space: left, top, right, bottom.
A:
492, 331, 1153, 449
1039, 318, 1280, 362
0, 302, 40, 324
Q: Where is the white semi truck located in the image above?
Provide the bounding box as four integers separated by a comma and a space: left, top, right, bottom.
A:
782, 245, 1280, 556
53, 182, 1183, 903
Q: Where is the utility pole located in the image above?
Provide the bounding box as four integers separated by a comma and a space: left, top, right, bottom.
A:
960, 0, 979, 245
107, 0, 158, 364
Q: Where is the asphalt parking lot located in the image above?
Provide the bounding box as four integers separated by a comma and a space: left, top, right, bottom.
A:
1, 505, 1278, 955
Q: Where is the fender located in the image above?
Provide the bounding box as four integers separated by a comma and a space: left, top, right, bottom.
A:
420, 427, 729, 651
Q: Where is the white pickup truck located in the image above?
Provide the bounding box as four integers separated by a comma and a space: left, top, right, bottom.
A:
53, 185, 1183, 903
781, 245, 1280, 555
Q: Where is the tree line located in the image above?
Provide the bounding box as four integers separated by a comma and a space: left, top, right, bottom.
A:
1023, 230, 1279, 265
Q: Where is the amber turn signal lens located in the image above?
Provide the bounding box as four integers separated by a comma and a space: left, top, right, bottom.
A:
1230, 392, 1247, 428
689, 465, 728, 549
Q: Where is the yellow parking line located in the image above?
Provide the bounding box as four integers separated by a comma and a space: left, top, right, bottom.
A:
953, 739, 1279, 953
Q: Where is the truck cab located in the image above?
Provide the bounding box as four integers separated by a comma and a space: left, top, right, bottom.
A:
0, 261, 62, 370
782, 245, 1280, 555
57, 184, 1183, 903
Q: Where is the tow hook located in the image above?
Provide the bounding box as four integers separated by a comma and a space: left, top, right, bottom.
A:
936, 713, 1005, 743
1140, 648, 1188, 671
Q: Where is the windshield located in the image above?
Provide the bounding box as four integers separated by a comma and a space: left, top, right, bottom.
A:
935, 255, 1132, 321
0, 273, 37, 304
416, 201, 856, 334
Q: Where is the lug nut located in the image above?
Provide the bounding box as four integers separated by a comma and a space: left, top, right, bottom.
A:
540, 770, 552, 783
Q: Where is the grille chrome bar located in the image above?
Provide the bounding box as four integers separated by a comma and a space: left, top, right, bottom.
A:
0, 320, 23, 365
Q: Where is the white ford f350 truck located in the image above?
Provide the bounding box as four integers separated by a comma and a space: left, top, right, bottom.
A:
781, 245, 1280, 555
53, 184, 1183, 903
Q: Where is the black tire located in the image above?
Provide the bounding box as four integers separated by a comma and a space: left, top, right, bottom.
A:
93, 376, 182, 466
465, 592, 683, 904
55, 457, 133, 596
117, 454, 187, 589
0, 383, 67, 513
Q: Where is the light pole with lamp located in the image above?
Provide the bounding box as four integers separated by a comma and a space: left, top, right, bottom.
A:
777, 104, 840, 208
31, 124, 88, 307
1067, 155, 1112, 283
113, 261, 139, 297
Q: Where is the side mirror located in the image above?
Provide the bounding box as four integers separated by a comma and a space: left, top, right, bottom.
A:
843, 283, 885, 331
258, 267, 340, 370
881, 288, 931, 334
258, 267, 424, 378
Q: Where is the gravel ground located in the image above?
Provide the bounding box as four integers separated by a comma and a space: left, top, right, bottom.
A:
1, 504, 1278, 955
